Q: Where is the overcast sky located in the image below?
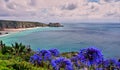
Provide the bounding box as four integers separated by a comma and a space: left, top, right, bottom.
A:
0, 0, 120, 23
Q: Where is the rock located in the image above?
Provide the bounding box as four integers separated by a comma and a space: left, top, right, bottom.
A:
5, 32, 8, 34
48, 23, 63, 27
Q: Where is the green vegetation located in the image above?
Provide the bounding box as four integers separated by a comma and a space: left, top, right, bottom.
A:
1, 41, 119, 70
0, 41, 75, 70
0, 41, 46, 70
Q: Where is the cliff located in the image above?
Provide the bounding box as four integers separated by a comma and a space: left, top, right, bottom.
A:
0, 20, 47, 30
0, 20, 63, 30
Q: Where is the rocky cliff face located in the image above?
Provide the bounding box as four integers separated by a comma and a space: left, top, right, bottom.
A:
0, 20, 48, 30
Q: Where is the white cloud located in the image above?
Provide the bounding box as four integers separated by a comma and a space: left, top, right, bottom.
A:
0, 0, 120, 22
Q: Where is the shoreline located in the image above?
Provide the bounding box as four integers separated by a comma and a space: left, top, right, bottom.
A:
0, 27, 40, 37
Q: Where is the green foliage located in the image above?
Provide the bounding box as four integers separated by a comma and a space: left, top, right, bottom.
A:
0, 41, 47, 70
0, 40, 11, 54
11, 42, 27, 55
0, 41, 33, 61
0, 53, 12, 60
0, 60, 14, 70
1, 46, 12, 54
0, 58, 47, 70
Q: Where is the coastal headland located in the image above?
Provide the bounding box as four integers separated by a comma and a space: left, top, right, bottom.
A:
0, 20, 63, 36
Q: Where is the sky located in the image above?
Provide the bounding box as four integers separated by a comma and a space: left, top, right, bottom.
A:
0, 0, 120, 23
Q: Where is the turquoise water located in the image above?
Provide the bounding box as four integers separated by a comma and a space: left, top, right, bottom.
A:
0, 23, 120, 58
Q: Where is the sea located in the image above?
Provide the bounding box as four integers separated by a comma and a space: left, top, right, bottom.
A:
0, 23, 120, 58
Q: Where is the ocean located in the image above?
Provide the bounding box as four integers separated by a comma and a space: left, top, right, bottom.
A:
0, 23, 120, 58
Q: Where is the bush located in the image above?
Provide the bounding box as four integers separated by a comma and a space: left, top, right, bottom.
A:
0, 53, 12, 60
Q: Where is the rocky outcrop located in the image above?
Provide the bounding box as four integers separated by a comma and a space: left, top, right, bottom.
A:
0, 20, 63, 31
48, 23, 63, 27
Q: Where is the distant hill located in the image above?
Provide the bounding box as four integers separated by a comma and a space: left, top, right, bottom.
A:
0, 20, 63, 30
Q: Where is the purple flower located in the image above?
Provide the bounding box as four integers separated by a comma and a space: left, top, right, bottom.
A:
70, 56, 81, 68
44, 51, 52, 61
51, 59, 57, 68
116, 61, 120, 68
64, 59, 73, 70
103, 59, 117, 67
40, 50, 49, 56
40, 50, 52, 61
95, 68, 104, 70
30, 49, 53, 65
71, 56, 78, 62
117, 59, 120, 68
49, 48, 60, 57
51, 57, 65, 70
78, 47, 104, 66
30, 54, 42, 65
51, 57, 73, 70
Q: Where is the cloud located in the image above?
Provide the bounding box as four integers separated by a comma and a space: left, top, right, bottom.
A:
0, 0, 119, 22
61, 3, 77, 10
103, 0, 120, 2
88, 0, 99, 2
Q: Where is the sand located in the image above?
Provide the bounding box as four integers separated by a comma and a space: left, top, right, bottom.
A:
0, 27, 39, 37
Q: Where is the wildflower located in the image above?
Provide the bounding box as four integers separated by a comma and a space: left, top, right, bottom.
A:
117, 59, 120, 68
116, 61, 120, 69
70, 56, 81, 68
78, 47, 104, 66
51, 57, 73, 70
95, 68, 104, 70
103, 59, 117, 67
49, 48, 60, 57
64, 59, 73, 70
44, 51, 52, 61
40, 50, 52, 61
30, 54, 42, 65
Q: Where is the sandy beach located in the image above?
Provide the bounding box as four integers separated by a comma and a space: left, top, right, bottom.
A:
0, 27, 39, 37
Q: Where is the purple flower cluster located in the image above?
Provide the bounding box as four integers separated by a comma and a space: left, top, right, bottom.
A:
51, 57, 73, 70
30, 47, 120, 70
70, 55, 81, 68
78, 47, 104, 66
39, 50, 52, 61
30, 48, 59, 65
70, 47, 104, 69
49, 49, 60, 57
30, 54, 42, 65
103, 58, 120, 69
